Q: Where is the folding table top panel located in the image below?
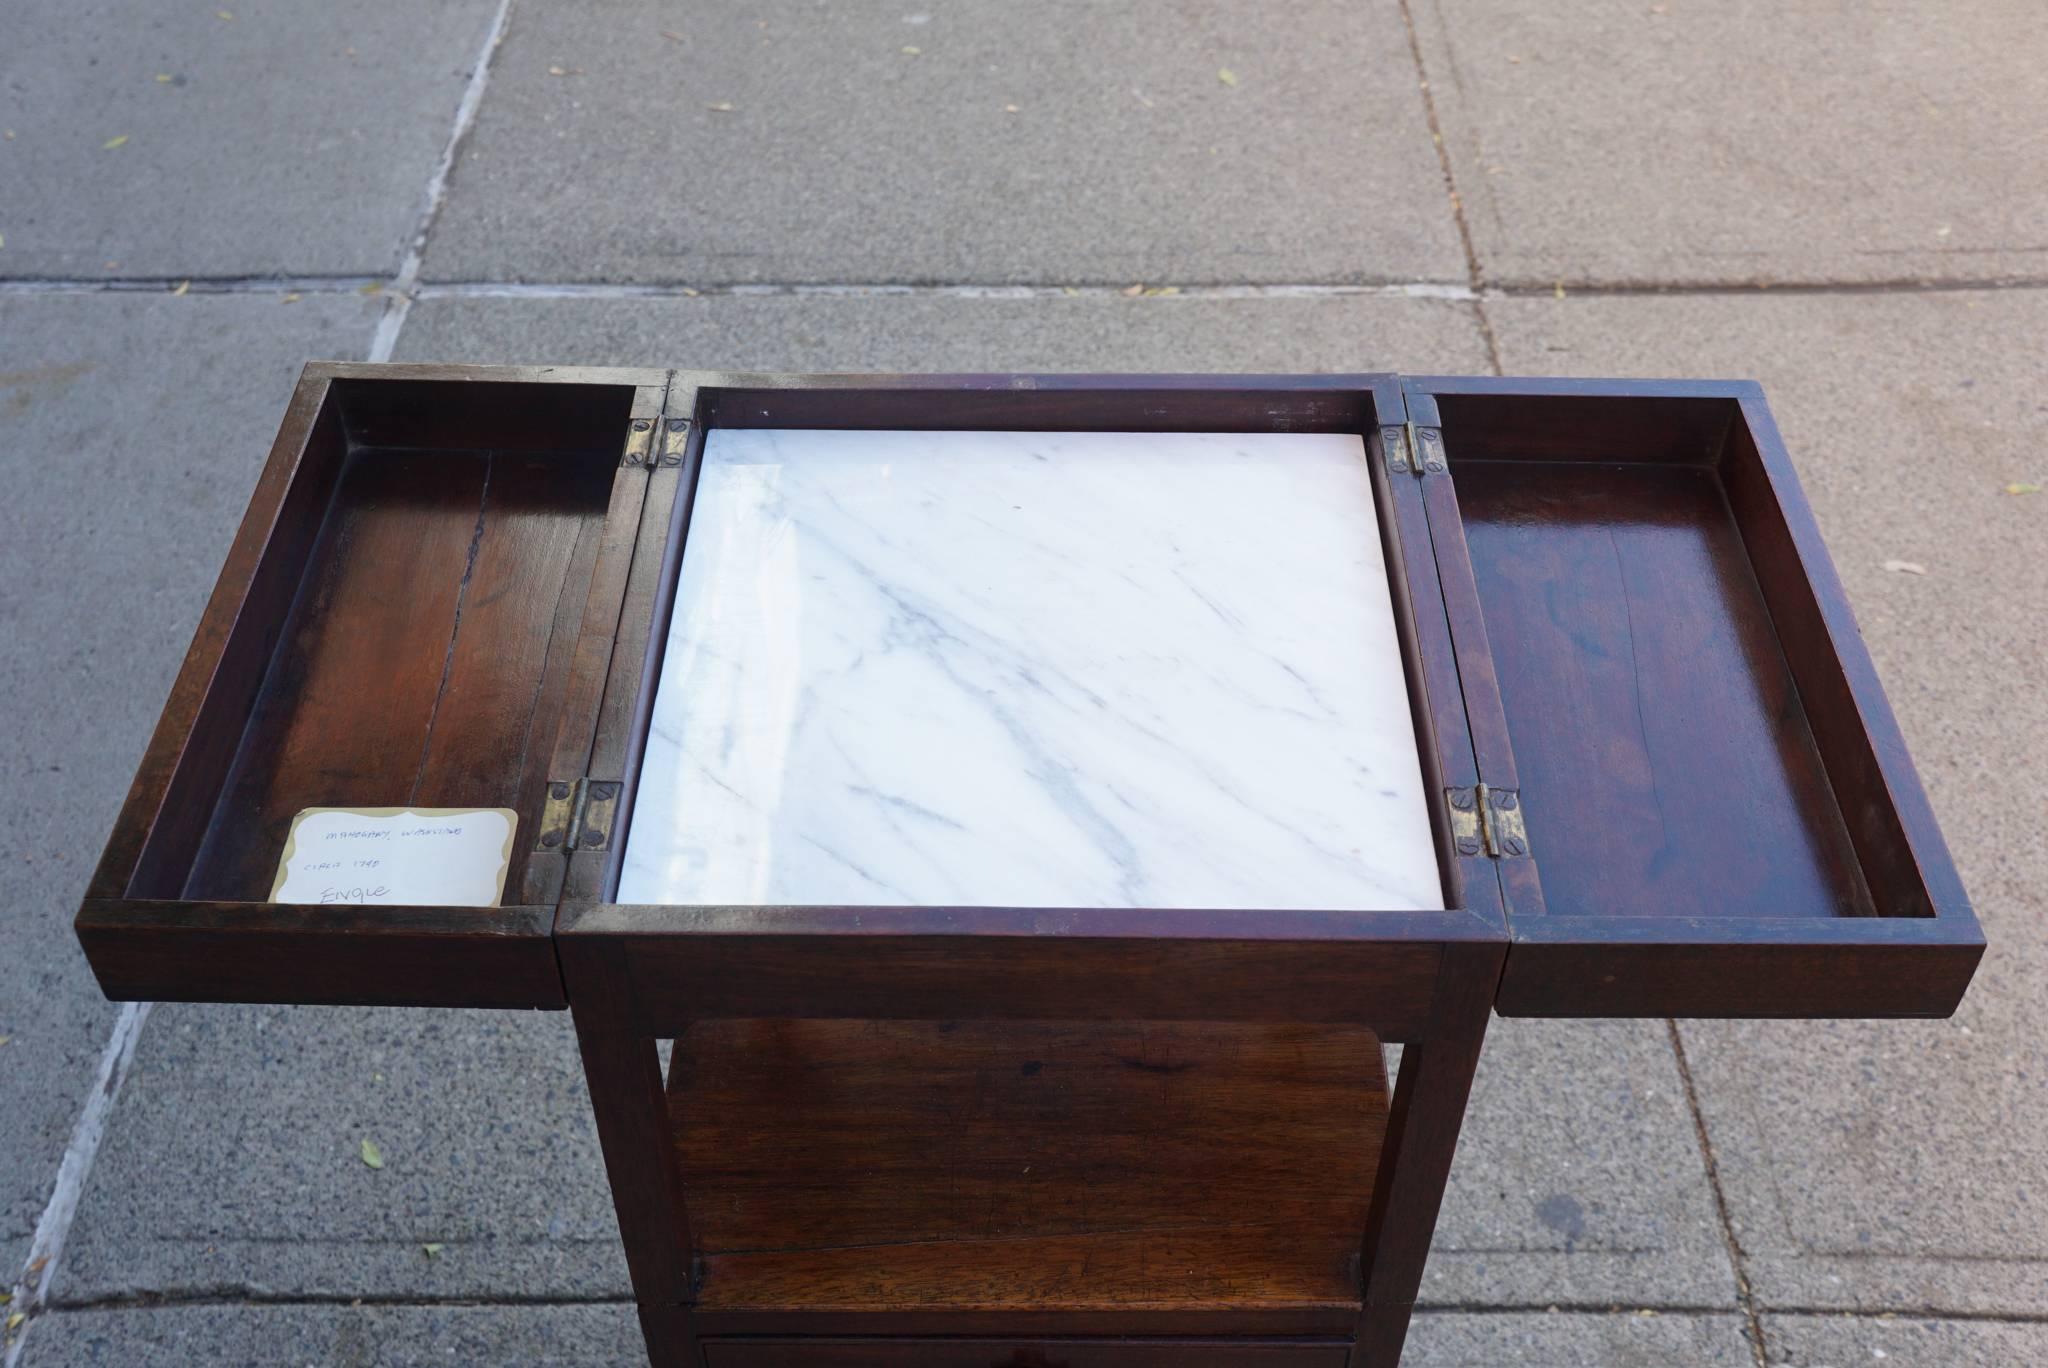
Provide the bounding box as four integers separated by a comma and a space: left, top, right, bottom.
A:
616, 428, 1444, 912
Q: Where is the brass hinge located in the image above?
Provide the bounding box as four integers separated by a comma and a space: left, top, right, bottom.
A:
1383, 422, 1447, 479
1382, 423, 1415, 476
1445, 784, 1531, 859
658, 415, 691, 468
621, 418, 656, 468
536, 778, 623, 852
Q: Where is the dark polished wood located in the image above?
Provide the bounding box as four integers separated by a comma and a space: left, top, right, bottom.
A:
675, 1019, 1385, 1323
79, 363, 668, 1009
75, 365, 1982, 1368
568, 937, 698, 1368
700, 1342, 1352, 1367
1355, 940, 1503, 1364
1402, 376, 1982, 1019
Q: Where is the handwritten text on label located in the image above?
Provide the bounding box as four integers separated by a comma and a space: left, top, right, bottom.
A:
270, 807, 517, 908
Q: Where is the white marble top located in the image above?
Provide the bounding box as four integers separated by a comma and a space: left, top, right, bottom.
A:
616, 428, 1443, 912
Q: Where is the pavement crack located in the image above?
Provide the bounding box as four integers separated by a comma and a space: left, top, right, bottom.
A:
1668, 1020, 1770, 1368
366, 0, 516, 361
1395, 0, 1503, 374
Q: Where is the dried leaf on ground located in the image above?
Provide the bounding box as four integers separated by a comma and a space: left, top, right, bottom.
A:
102, 134, 129, 150
1881, 559, 1928, 575
359, 1137, 384, 1169
2004, 482, 2041, 495
902, 45, 921, 55
422, 1243, 444, 1257
171, 280, 190, 296
1217, 68, 1239, 87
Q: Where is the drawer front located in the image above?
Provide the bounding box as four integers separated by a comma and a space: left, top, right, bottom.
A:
703, 1339, 1351, 1367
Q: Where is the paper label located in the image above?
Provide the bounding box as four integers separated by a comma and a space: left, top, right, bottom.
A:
269, 807, 518, 908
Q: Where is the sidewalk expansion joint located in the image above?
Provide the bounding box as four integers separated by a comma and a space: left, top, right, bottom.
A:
44, 1290, 637, 1313
365, 0, 516, 362
1395, 0, 1502, 374
3, 1001, 153, 1368
10, 274, 2046, 302
1668, 1019, 1770, 1368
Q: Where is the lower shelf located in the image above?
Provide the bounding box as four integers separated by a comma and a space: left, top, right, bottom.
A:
667, 1018, 1388, 1326
700, 1338, 1353, 1367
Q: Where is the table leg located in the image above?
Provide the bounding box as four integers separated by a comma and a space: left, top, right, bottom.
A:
573, 1004, 698, 1368
1354, 942, 1501, 1366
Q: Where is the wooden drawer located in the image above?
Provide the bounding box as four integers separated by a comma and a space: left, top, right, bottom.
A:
701, 1340, 1353, 1367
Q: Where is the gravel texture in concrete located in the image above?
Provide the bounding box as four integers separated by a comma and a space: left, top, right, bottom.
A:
53, 1005, 630, 1301
1407, 1309, 1755, 1367
22, 1303, 1759, 1368
423, 0, 1465, 286
0, 292, 374, 1286
1412, 1, 2048, 287
21, 1301, 643, 1367
0, 0, 503, 277
1767, 1313, 2048, 1367
394, 291, 1492, 372
1424, 1019, 1735, 1308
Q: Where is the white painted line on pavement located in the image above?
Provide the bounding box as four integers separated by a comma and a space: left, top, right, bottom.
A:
367, 0, 517, 362
2, 1001, 154, 1368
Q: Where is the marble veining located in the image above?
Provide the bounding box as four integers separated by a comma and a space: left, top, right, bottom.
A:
617, 428, 1444, 912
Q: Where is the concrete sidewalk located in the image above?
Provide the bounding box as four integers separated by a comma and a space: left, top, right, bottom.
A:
3, 2, 2043, 1364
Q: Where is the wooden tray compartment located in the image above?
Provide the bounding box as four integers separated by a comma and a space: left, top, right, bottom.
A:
77, 366, 667, 1008
669, 1018, 1386, 1339
1406, 380, 1983, 1017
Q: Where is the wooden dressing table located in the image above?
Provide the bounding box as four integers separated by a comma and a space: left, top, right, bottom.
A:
77, 366, 1982, 1367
